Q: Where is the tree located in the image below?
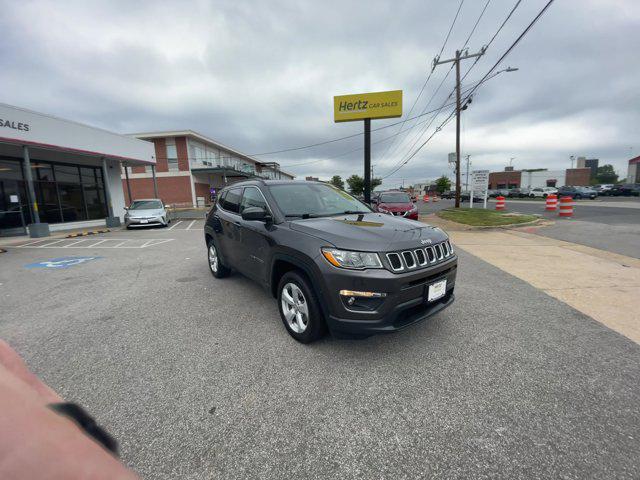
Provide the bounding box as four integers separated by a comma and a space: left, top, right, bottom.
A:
329, 175, 345, 190
435, 175, 452, 194
595, 164, 618, 184
346, 174, 382, 196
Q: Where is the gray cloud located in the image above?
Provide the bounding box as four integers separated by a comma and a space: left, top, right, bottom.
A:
1, 0, 638, 188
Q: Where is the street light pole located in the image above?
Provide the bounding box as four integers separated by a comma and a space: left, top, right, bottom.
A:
465, 155, 471, 192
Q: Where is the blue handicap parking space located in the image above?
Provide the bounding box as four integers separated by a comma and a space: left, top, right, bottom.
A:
25, 256, 103, 269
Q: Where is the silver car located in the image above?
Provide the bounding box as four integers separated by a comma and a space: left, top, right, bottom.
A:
124, 199, 170, 228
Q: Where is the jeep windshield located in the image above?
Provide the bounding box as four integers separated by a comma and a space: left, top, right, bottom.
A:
267, 183, 372, 218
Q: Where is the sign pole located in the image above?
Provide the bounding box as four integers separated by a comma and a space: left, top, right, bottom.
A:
364, 118, 371, 204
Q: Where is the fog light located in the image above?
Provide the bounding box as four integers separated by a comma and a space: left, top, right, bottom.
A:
339, 290, 387, 298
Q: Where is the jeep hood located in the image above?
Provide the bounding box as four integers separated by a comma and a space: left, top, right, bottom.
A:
288, 213, 448, 251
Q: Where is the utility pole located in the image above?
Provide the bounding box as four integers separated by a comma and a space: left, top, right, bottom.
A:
364, 119, 371, 203
433, 47, 485, 208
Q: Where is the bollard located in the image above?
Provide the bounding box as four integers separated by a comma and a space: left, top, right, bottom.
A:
495, 196, 506, 211
545, 194, 558, 211
558, 196, 574, 217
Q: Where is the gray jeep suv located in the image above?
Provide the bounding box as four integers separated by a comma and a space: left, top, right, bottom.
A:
204, 180, 457, 343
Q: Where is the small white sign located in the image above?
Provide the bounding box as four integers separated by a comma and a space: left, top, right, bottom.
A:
428, 279, 447, 302
10, 195, 19, 203
471, 170, 490, 193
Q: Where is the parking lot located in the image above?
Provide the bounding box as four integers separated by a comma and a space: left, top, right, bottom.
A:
1, 220, 639, 479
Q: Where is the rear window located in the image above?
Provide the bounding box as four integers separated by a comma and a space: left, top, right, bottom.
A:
379, 193, 411, 203
221, 188, 242, 213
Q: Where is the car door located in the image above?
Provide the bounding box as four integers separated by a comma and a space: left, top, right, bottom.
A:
216, 187, 243, 267
236, 186, 272, 283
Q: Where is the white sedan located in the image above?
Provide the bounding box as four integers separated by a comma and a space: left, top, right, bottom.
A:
529, 187, 558, 198
124, 199, 170, 228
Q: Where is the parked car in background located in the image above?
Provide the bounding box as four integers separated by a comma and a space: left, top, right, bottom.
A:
529, 187, 558, 198
441, 190, 456, 199
594, 184, 614, 194
603, 184, 640, 197
374, 191, 419, 220
125, 198, 170, 228
508, 187, 530, 198
460, 192, 486, 203
556, 186, 597, 199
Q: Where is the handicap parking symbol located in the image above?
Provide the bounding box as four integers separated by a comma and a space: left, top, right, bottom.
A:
25, 256, 103, 269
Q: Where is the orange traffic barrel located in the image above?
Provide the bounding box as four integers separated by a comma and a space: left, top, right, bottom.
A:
558, 196, 574, 217
424, 194, 430, 202
495, 196, 506, 211
545, 194, 558, 211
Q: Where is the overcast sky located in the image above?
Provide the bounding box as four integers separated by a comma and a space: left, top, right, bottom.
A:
1, 0, 638, 188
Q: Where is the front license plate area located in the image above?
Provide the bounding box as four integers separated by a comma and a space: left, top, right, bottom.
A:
140, 220, 149, 224
427, 279, 447, 302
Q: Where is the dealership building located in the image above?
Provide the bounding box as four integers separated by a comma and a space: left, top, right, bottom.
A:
488, 166, 591, 190
122, 130, 294, 207
0, 103, 155, 237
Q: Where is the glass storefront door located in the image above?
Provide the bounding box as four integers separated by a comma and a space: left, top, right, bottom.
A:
0, 160, 29, 236
0, 156, 110, 235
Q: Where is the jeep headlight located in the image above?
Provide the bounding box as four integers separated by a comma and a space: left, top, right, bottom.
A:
321, 248, 382, 270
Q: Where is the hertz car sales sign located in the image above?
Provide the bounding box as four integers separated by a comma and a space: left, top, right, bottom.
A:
333, 90, 403, 122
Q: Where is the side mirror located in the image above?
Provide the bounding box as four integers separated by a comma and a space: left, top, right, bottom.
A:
242, 206, 271, 222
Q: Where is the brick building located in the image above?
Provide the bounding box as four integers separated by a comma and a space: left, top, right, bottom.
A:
121, 130, 294, 207
488, 167, 591, 190
628, 156, 640, 183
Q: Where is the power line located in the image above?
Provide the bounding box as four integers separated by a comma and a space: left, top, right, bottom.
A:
250, 98, 464, 157
380, 0, 466, 161
380, 0, 491, 174
380, 0, 555, 181
279, 100, 458, 168
380, 0, 524, 179
465, 0, 554, 99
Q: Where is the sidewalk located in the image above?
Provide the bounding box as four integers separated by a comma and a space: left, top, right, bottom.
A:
447, 227, 640, 344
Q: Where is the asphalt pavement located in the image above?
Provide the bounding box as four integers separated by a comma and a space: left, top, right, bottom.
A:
419, 198, 640, 259
1, 223, 639, 479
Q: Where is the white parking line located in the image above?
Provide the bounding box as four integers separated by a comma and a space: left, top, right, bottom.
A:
36, 239, 68, 247
186, 220, 196, 230
15, 238, 175, 249
17, 238, 58, 248
63, 239, 88, 248
86, 239, 108, 247
167, 221, 183, 230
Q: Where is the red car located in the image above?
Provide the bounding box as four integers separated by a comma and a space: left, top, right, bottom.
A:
373, 191, 419, 220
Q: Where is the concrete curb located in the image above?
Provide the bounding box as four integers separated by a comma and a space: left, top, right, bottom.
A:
66, 229, 110, 238
423, 213, 547, 231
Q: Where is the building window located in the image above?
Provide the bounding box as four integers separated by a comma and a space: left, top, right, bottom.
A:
166, 145, 178, 171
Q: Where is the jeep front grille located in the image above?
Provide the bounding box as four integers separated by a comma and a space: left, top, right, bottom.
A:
385, 240, 454, 273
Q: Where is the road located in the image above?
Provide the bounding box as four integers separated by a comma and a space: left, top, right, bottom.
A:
1, 222, 639, 479
419, 198, 640, 259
